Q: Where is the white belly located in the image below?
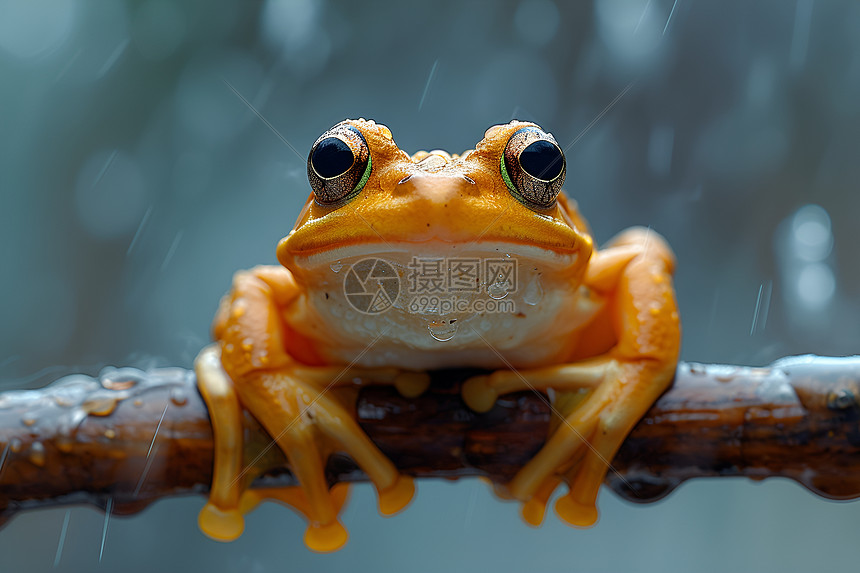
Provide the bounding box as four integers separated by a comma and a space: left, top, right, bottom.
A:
285, 253, 604, 370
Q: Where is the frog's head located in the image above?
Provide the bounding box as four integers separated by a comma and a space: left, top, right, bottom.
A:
278, 119, 593, 288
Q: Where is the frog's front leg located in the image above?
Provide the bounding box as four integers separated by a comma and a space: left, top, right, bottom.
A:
194, 266, 421, 552
463, 227, 680, 527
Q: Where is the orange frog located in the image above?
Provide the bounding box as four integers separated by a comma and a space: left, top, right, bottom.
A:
194, 119, 681, 552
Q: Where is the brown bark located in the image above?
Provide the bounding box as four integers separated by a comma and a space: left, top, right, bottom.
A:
0, 355, 858, 526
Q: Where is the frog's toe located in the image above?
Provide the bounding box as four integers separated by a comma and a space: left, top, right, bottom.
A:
554, 494, 599, 528
521, 497, 547, 527
242, 368, 415, 546
196, 345, 417, 551
519, 476, 562, 527
463, 361, 612, 414
461, 375, 498, 412
198, 503, 245, 541
377, 475, 415, 516
240, 484, 351, 553
394, 372, 431, 398
305, 520, 350, 553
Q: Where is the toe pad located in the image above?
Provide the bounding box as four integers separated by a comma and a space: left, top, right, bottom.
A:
199, 503, 245, 542
462, 376, 498, 413
304, 520, 349, 553
555, 494, 599, 528
377, 475, 415, 516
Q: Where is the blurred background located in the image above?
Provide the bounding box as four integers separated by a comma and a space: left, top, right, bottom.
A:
2, 0, 860, 571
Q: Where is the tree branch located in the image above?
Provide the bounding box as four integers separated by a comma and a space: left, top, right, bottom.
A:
1, 356, 858, 526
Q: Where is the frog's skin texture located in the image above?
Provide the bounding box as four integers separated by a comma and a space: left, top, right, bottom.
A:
194, 119, 681, 552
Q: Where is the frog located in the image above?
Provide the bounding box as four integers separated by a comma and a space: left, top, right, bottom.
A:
193, 118, 681, 552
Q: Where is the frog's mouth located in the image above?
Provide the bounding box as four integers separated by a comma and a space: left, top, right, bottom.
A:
279, 239, 585, 275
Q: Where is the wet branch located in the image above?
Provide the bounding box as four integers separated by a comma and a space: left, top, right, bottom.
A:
0, 355, 859, 525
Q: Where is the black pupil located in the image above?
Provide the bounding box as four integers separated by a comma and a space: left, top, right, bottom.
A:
519, 140, 563, 181
312, 137, 354, 178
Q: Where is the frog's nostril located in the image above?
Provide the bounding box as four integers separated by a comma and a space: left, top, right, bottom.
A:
391, 171, 479, 201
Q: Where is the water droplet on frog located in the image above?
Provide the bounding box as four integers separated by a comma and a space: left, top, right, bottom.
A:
330, 261, 344, 273
428, 320, 458, 341
21, 415, 37, 427
29, 441, 46, 467
523, 275, 543, 306
487, 281, 510, 300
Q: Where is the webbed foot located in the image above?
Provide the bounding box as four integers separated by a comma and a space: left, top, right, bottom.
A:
195, 345, 417, 551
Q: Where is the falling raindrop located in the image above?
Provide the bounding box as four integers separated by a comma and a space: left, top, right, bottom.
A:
99, 498, 113, 562
330, 261, 344, 273
53, 510, 71, 567
0, 442, 10, 473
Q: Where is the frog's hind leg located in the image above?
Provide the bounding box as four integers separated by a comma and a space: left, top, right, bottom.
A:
248, 399, 349, 552
195, 346, 415, 552
555, 361, 672, 526
195, 345, 247, 542
504, 378, 613, 502
518, 444, 590, 527
239, 482, 350, 537
462, 227, 680, 529
195, 346, 348, 550
232, 366, 415, 552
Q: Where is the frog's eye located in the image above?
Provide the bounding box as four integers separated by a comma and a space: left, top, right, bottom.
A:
500, 127, 566, 208
307, 123, 372, 204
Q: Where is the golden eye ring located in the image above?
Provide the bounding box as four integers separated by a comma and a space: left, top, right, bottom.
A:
500, 126, 566, 208
307, 123, 371, 205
